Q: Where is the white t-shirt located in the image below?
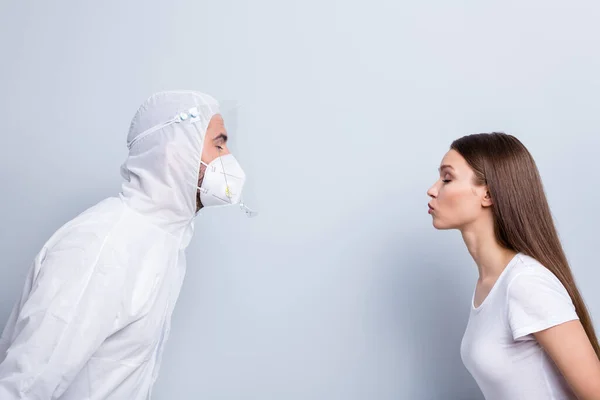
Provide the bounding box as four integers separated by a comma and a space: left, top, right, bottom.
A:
461, 253, 579, 400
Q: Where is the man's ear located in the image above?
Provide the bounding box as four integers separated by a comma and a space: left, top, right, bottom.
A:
482, 188, 493, 207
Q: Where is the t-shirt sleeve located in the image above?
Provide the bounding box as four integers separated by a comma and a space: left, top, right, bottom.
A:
506, 268, 579, 341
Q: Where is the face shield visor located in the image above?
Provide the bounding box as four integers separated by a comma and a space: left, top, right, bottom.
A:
127, 105, 257, 218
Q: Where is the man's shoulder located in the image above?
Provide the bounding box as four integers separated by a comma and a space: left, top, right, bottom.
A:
28, 198, 128, 283
44, 197, 125, 252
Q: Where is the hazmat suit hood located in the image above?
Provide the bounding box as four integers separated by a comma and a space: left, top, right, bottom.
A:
120, 91, 219, 236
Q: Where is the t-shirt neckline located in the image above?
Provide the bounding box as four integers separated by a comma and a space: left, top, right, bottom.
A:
471, 252, 521, 312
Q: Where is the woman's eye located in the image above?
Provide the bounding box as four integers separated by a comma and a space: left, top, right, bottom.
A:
442, 178, 451, 183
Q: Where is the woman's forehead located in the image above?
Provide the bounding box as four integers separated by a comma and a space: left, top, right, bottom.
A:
440, 150, 471, 173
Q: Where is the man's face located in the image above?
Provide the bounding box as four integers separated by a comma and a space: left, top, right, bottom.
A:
197, 114, 230, 211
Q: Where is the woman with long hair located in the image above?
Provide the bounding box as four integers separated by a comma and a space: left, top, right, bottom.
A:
427, 132, 600, 399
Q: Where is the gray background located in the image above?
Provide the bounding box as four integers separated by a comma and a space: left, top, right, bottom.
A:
1, 1, 599, 399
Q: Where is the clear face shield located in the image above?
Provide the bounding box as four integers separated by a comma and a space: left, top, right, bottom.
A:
185, 106, 258, 218
128, 105, 258, 218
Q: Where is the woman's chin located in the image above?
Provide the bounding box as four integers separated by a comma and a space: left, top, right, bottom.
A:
432, 218, 452, 230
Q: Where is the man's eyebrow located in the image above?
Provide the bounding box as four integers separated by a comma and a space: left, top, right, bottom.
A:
213, 133, 228, 143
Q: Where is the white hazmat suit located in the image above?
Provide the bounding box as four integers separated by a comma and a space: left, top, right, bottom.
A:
0, 91, 245, 399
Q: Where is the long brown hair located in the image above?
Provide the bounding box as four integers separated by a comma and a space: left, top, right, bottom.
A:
451, 132, 600, 358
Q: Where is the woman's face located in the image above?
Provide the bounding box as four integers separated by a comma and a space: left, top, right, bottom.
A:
427, 149, 491, 230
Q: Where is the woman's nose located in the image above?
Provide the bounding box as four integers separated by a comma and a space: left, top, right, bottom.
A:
427, 183, 437, 198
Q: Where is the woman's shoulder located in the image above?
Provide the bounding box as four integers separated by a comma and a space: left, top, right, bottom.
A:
505, 253, 566, 294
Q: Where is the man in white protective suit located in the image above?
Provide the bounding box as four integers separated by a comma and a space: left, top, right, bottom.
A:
0, 90, 254, 399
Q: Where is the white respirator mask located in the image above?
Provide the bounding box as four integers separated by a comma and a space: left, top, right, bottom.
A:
198, 154, 245, 207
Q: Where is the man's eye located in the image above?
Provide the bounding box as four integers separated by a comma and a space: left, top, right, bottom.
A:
216, 145, 224, 151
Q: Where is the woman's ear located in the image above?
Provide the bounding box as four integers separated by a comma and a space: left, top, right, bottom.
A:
482, 188, 493, 207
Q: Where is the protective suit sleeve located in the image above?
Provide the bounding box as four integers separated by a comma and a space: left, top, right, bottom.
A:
0, 261, 35, 364
0, 244, 123, 399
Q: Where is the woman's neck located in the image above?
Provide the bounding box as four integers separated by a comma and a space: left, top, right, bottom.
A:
461, 219, 517, 281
